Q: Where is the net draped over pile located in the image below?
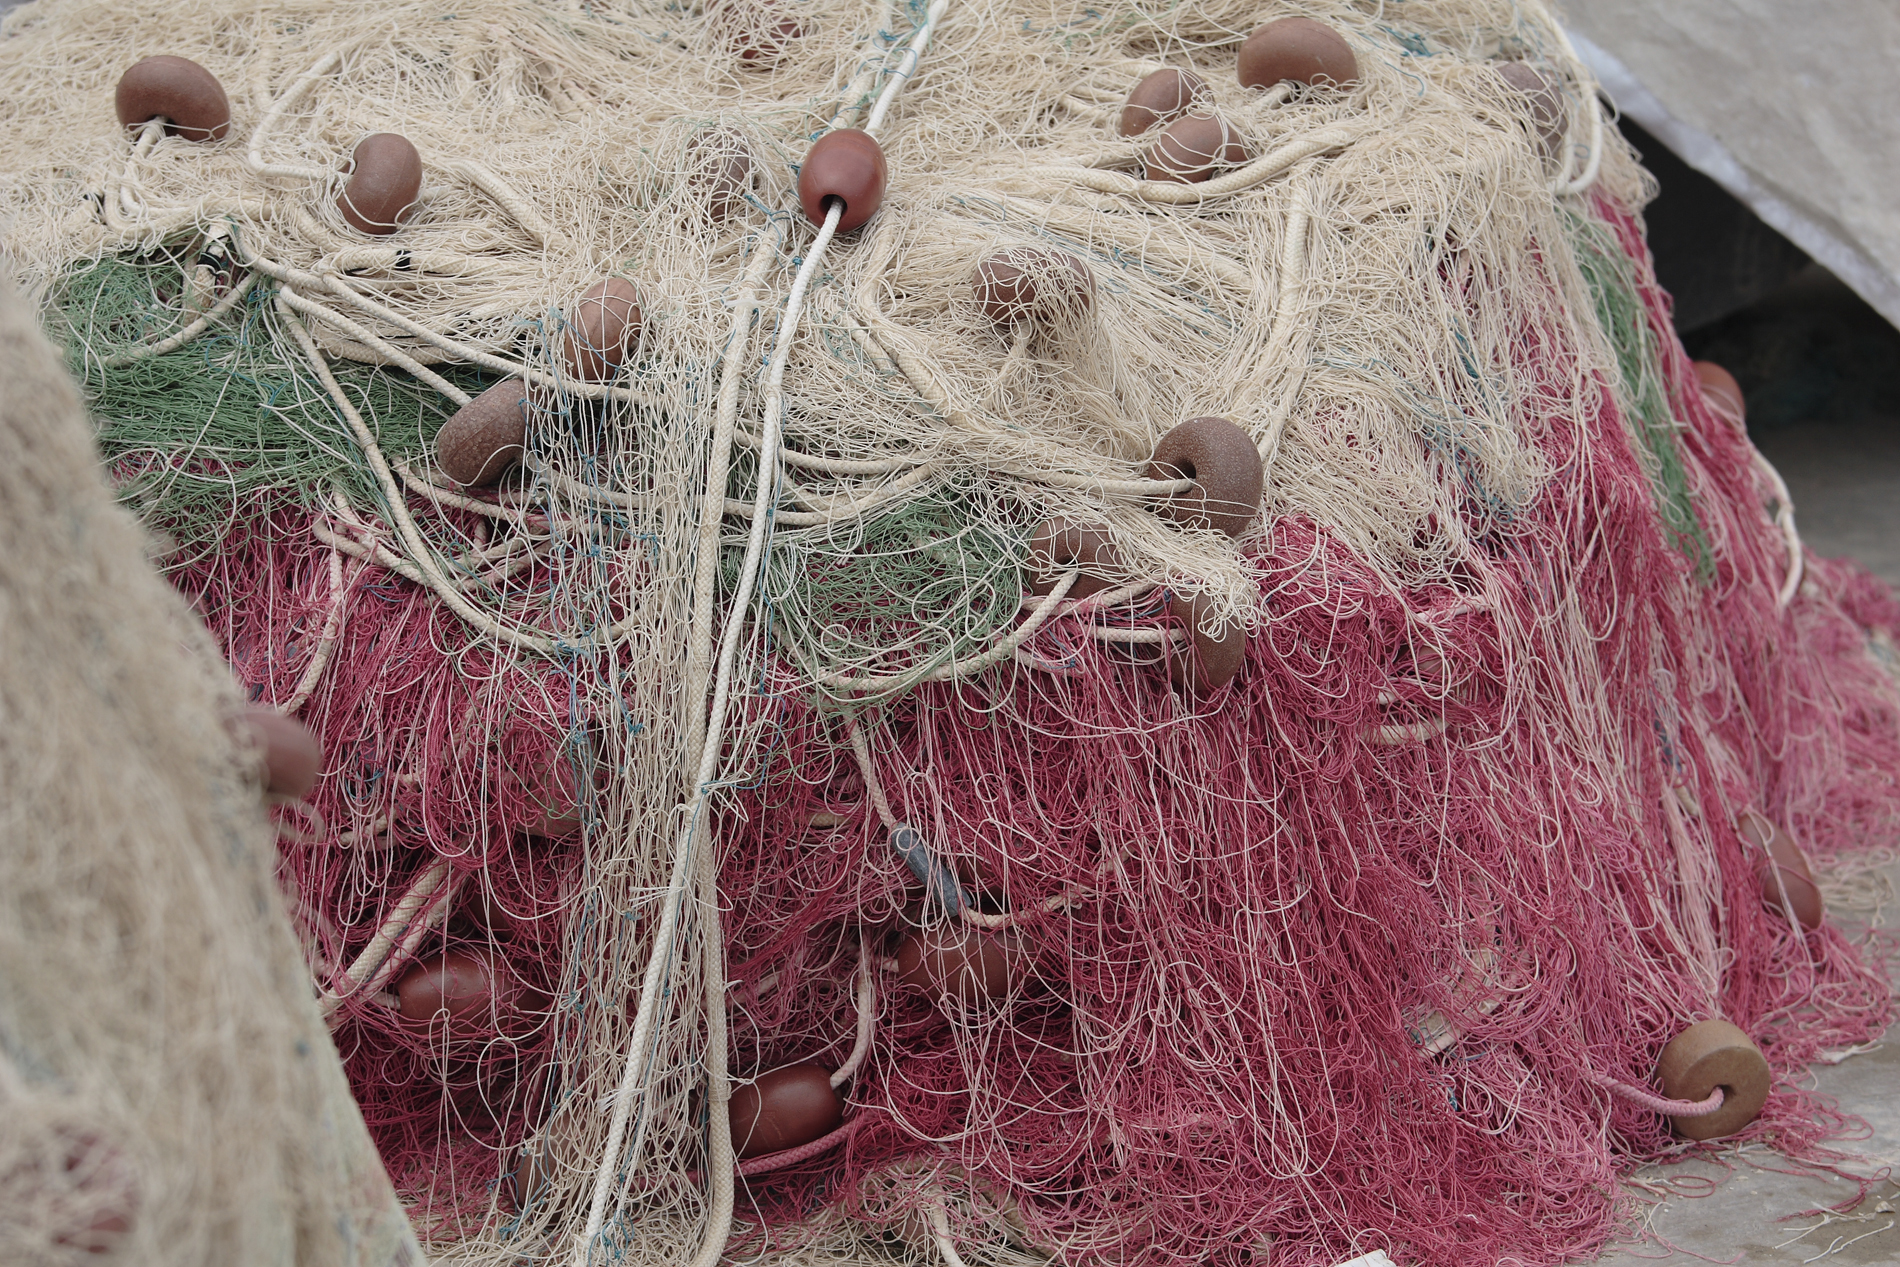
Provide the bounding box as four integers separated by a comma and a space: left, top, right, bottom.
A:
2, 0, 1897, 1264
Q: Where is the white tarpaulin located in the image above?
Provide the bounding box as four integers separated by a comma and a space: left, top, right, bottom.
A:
1563, 0, 1900, 330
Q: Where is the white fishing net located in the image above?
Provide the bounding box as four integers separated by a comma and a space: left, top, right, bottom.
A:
0, 278, 423, 1265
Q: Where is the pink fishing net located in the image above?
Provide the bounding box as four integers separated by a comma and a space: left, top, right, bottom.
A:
159, 195, 1900, 1266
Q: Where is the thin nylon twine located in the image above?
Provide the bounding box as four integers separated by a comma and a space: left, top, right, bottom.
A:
2, 0, 1898, 1265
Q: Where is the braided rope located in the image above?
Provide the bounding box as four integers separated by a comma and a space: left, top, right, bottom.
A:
1588, 1071, 1726, 1118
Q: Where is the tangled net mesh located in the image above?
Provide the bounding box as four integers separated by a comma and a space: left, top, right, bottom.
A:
3, 0, 1898, 1263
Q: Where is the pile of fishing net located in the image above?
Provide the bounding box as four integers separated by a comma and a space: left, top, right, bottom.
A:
3, 0, 1898, 1263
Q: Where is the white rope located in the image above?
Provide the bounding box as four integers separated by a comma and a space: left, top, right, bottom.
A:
579, 205, 845, 1264
846, 716, 901, 833
1089, 625, 1175, 644
863, 0, 951, 135
248, 49, 345, 179
829, 938, 877, 1088
581, 10, 964, 1247
277, 284, 473, 405
688, 807, 736, 1267
100, 270, 257, 366
1548, 20, 1606, 197
278, 545, 348, 713
819, 565, 1078, 692
245, 248, 658, 405
927, 1201, 974, 1267
1751, 447, 1806, 608
315, 860, 456, 1018
394, 462, 549, 527
828, 0, 908, 130
722, 461, 941, 526
1557, 90, 1606, 197
1040, 577, 1161, 612
104, 118, 164, 229
1256, 165, 1317, 477
446, 159, 560, 247
281, 302, 562, 652
1037, 123, 1360, 204
1364, 716, 1449, 746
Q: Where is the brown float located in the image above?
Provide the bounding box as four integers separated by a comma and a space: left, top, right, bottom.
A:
1146, 113, 1249, 184
338, 133, 423, 235
1144, 416, 1265, 537
1026, 519, 1121, 599
971, 247, 1095, 327
562, 278, 643, 382
1496, 62, 1566, 153
115, 55, 231, 142
395, 948, 539, 1036
1693, 360, 1746, 424
728, 1063, 845, 1158
1654, 1019, 1771, 1140
690, 130, 754, 221
1237, 17, 1360, 91
1165, 589, 1246, 694
1738, 810, 1824, 931
798, 129, 887, 231
436, 379, 529, 487
1121, 68, 1206, 137
236, 706, 322, 799
895, 923, 1017, 1008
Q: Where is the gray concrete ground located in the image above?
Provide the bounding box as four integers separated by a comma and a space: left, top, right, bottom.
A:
1588, 862, 1900, 1266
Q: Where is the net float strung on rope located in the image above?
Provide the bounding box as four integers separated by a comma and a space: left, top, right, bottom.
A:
1145, 113, 1249, 184
1026, 519, 1121, 599
235, 705, 322, 800
1738, 811, 1824, 931
722, 0, 805, 69
501, 1137, 566, 1214
337, 133, 422, 236
798, 128, 886, 231
728, 1063, 845, 1159
688, 130, 755, 221
1654, 1019, 1771, 1140
1496, 61, 1566, 154
115, 55, 230, 142
1165, 588, 1247, 694
1238, 16, 1360, 91
1120, 68, 1206, 137
971, 247, 1095, 328
561, 278, 643, 383
394, 947, 541, 1037
436, 379, 528, 487
1693, 359, 1746, 424
1145, 416, 1265, 538
894, 922, 1017, 1009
